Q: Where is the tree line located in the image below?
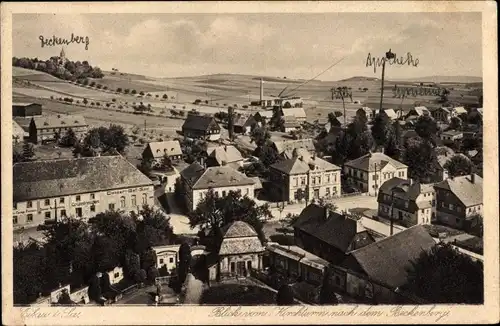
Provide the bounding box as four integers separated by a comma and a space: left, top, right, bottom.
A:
13, 57, 104, 81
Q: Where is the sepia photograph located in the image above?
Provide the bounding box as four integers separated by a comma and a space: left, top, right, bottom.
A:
1, 2, 498, 325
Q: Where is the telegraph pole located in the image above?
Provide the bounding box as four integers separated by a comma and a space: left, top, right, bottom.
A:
379, 49, 396, 114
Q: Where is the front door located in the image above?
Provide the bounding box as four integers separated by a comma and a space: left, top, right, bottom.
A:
237, 261, 246, 277
314, 189, 320, 199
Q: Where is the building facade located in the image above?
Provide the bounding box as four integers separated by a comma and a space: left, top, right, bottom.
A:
377, 178, 436, 226
181, 114, 221, 141
179, 162, 256, 211
269, 149, 341, 203
142, 140, 183, 165
344, 152, 408, 196
434, 173, 483, 229
29, 115, 88, 144
13, 156, 154, 229
152, 245, 180, 273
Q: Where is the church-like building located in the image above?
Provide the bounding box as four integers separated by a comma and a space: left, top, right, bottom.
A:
57, 47, 68, 66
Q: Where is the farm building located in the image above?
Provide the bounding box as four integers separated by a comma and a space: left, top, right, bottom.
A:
12, 102, 42, 117
233, 114, 257, 135
281, 116, 301, 133
28, 114, 88, 144
271, 138, 315, 159
281, 107, 307, 122
142, 140, 183, 164
181, 114, 221, 141
440, 130, 463, 144
205, 145, 244, 169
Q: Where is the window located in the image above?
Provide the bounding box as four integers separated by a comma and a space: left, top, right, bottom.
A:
114, 272, 120, 278
301, 177, 306, 185
27, 201, 33, 208
13, 202, 17, 210
421, 209, 424, 213
90, 193, 95, 200
294, 178, 298, 187
131, 195, 136, 206
169, 257, 174, 263
405, 201, 409, 209
109, 203, 115, 210
160, 259, 164, 264
13, 216, 18, 225
245, 188, 249, 195
142, 193, 147, 205
44, 199, 50, 206
449, 204, 454, 210
75, 208, 82, 217
90, 205, 95, 212
76, 195, 81, 202
45, 211, 51, 219
326, 188, 330, 196
222, 190, 227, 197
326, 175, 330, 183
120, 196, 126, 208
59, 197, 65, 204
332, 186, 337, 194
25, 213, 33, 222
457, 206, 461, 212
318, 177, 321, 184
60, 210, 66, 217
432, 200, 435, 206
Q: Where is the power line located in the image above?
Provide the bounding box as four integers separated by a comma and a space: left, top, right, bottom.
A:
281, 56, 346, 98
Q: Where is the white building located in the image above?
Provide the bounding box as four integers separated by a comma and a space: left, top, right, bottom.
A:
152, 244, 180, 273
12, 156, 154, 229
179, 163, 257, 211
344, 152, 408, 196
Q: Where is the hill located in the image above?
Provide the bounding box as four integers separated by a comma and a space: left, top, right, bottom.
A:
391, 75, 482, 84
338, 76, 380, 82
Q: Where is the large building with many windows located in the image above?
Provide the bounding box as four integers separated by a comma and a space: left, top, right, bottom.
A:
12, 155, 154, 229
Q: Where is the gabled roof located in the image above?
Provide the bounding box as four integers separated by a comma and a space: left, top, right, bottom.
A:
145, 140, 182, 158
345, 152, 407, 172
293, 204, 372, 253
233, 114, 254, 127
207, 145, 243, 165
270, 151, 340, 175
282, 107, 307, 119
452, 106, 468, 114
345, 225, 436, 289
378, 178, 435, 210
272, 138, 315, 154
282, 115, 300, 128
13, 156, 152, 202
383, 109, 398, 119
180, 163, 255, 190
222, 221, 258, 238
32, 115, 87, 129
12, 121, 26, 137
434, 174, 483, 207
13, 102, 38, 107
254, 110, 274, 119
182, 114, 219, 132
413, 106, 430, 116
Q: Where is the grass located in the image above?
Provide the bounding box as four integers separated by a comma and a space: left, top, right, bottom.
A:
454, 237, 483, 255
200, 284, 277, 305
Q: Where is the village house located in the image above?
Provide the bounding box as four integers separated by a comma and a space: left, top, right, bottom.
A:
377, 178, 436, 226
440, 130, 464, 144
150, 166, 180, 193
152, 244, 180, 273
253, 110, 274, 126
106, 266, 125, 285
13, 102, 42, 117
434, 173, 483, 230
380, 108, 400, 121
434, 147, 471, 182
12, 156, 155, 229
344, 152, 408, 196
269, 149, 342, 203
34, 283, 90, 306
281, 115, 301, 133
142, 140, 183, 165
406, 106, 431, 119
233, 114, 257, 135
270, 138, 316, 159
431, 107, 452, 122
334, 225, 436, 304
215, 221, 265, 279
356, 107, 374, 121
281, 107, 307, 123
293, 203, 375, 265
28, 114, 88, 144
451, 106, 468, 118
205, 145, 244, 169
179, 162, 256, 211
12, 120, 26, 143
181, 114, 221, 141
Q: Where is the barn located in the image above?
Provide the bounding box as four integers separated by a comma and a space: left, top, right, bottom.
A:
12, 102, 42, 117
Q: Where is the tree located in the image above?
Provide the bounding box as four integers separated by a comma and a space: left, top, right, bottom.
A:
345, 117, 373, 160
276, 285, 295, 305
178, 243, 191, 284
22, 141, 35, 161
404, 243, 483, 304
415, 115, 438, 141
319, 269, 339, 305
467, 213, 483, 238
13, 242, 48, 304
402, 137, 438, 183
162, 94, 168, 100
371, 113, 392, 149
443, 155, 473, 178
60, 128, 77, 147
250, 126, 271, 147
160, 153, 174, 171
449, 117, 463, 131
384, 131, 402, 161
254, 144, 281, 167
116, 87, 123, 93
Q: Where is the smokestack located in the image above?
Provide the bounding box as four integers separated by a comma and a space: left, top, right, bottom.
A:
260, 78, 264, 105
471, 172, 475, 184
228, 107, 234, 141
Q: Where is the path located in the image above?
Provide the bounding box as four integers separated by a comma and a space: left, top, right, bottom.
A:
182, 274, 204, 304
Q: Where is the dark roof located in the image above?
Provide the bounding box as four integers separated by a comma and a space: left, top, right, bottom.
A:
13, 156, 152, 202
345, 225, 436, 289
434, 174, 483, 207
293, 204, 371, 253
179, 162, 206, 187
378, 178, 435, 210
182, 115, 219, 132
222, 221, 258, 238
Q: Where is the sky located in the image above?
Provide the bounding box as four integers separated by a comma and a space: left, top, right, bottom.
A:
12, 13, 482, 80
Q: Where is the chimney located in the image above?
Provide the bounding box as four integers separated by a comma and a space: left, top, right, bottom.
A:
471, 172, 475, 184
200, 157, 205, 168
260, 78, 264, 104
224, 145, 227, 152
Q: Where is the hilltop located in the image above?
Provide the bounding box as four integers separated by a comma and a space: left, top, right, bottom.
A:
391, 75, 482, 84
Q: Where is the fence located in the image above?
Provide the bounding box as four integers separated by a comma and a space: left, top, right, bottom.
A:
121, 284, 139, 296
339, 191, 368, 198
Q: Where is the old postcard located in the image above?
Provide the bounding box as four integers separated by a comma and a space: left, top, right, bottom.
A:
1, 1, 498, 325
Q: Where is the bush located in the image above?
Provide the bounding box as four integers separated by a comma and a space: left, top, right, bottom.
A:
131, 89, 137, 95
139, 91, 145, 96
118, 105, 123, 109
103, 86, 108, 90
96, 84, 103, 89
112, 98, 116, 102
117, 87, 123, 92
90, 81, 96, 87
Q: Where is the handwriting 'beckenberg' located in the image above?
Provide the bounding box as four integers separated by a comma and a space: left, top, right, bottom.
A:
39, 34, 90, 50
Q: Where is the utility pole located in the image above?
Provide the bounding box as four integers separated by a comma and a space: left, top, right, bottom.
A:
390, 190, 395, 236
144, 119, 146, 132
379, 49, 396, 115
